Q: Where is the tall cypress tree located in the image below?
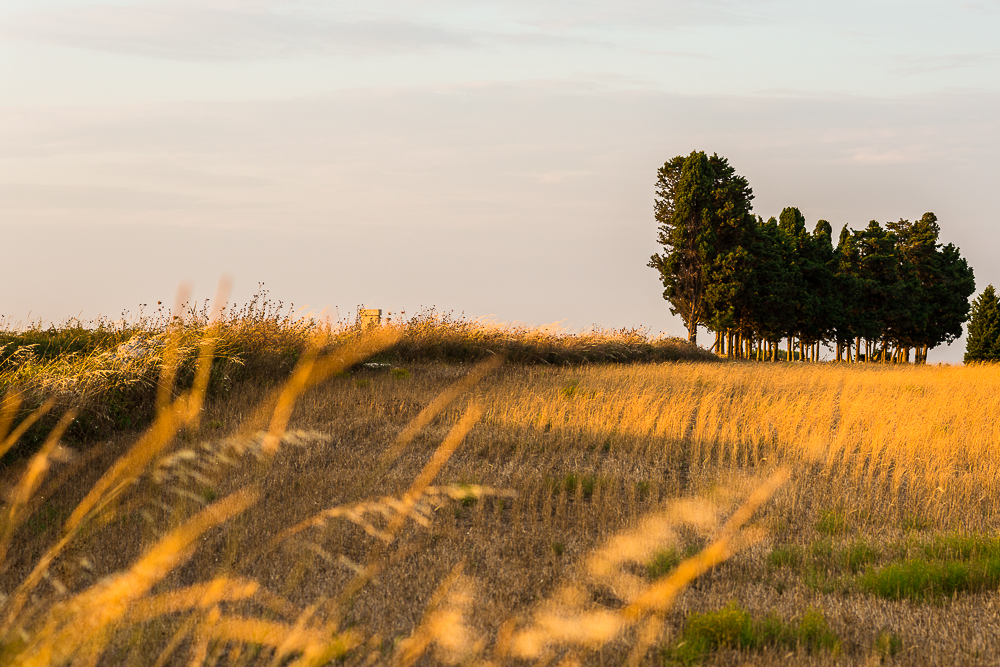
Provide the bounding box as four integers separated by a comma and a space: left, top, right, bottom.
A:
776, 207, 811, 355
803, 219, 838, 349
964, 285, 1000, 362
739, 216, 797, 357
854, 221, 902, 360
649, 151, 754, 344
921, 240, 976, 362
878, 221, 925, 359
886, 212, 973, 362
833, 225, 863, 360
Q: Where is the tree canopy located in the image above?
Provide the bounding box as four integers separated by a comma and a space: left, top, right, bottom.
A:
965, 285, 1000, 363
650, 153, 976, 362
647, 151, 754, 344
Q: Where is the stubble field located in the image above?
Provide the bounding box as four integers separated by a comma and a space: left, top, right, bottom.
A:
2, 318, 999, 666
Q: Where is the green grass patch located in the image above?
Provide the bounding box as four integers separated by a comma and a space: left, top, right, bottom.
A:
648, 543, 705, 579
858, 557, 1000, 601
647, 548, 682, 579
770, 533, 1000, 601
840, 540, 880, 573
919, 534, 1000, 561
548, 472, 602, 499
816, 509, 848, 535
810, 537, 834, 559
664, 602, 839, 665
767, 544, 803, 570
768, 539, 878, 575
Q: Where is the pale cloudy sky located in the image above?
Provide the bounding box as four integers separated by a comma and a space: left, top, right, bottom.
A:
1, 1, 998, 362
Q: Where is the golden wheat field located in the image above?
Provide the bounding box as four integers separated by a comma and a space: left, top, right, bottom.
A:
2, 315, 1000, 666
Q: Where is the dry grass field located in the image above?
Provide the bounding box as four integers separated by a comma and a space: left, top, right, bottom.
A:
1, 308, 999, 666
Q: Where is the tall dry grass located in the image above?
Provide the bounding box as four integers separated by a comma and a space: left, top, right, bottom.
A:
478, 362, 1000, 530
0, 309, 774, 666
0, 294, 708, 448
2, 302, 999, 665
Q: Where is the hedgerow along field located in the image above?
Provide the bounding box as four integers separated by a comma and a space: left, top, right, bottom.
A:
1, 294, 998, 666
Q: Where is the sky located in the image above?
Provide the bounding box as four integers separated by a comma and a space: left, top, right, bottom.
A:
1, 0, 998, 362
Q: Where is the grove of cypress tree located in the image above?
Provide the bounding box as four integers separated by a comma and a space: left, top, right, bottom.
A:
649, 151, 754, 344
965, 285, 1000, 363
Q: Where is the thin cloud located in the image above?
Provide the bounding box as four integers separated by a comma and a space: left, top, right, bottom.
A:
0, 182, 209, 210
0, 3, 476, 61
635, 48, 715, 60
500, 0, 771, 31
848, 147, 932, 165
894, 51, 1000, 75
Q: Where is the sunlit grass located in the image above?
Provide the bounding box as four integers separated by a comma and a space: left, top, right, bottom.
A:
2, 296, 1000, 665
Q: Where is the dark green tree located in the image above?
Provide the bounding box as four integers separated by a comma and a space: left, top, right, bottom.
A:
885, 215, 936, 358
853, 220, 907, 360
888, 213, 975, 362
775, 207, 826, 359
965, 285, 1000, 362
833, 225, 865, 360
736, 216, 798, 358
801, 218, 838, 354
924, 242, 976, 357
649, 151, 754, 344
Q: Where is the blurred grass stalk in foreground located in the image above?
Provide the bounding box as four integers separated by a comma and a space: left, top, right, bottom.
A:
0, 288, 782, 666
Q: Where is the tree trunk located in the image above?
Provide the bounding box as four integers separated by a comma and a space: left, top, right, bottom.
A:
686, 321, 697, 345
